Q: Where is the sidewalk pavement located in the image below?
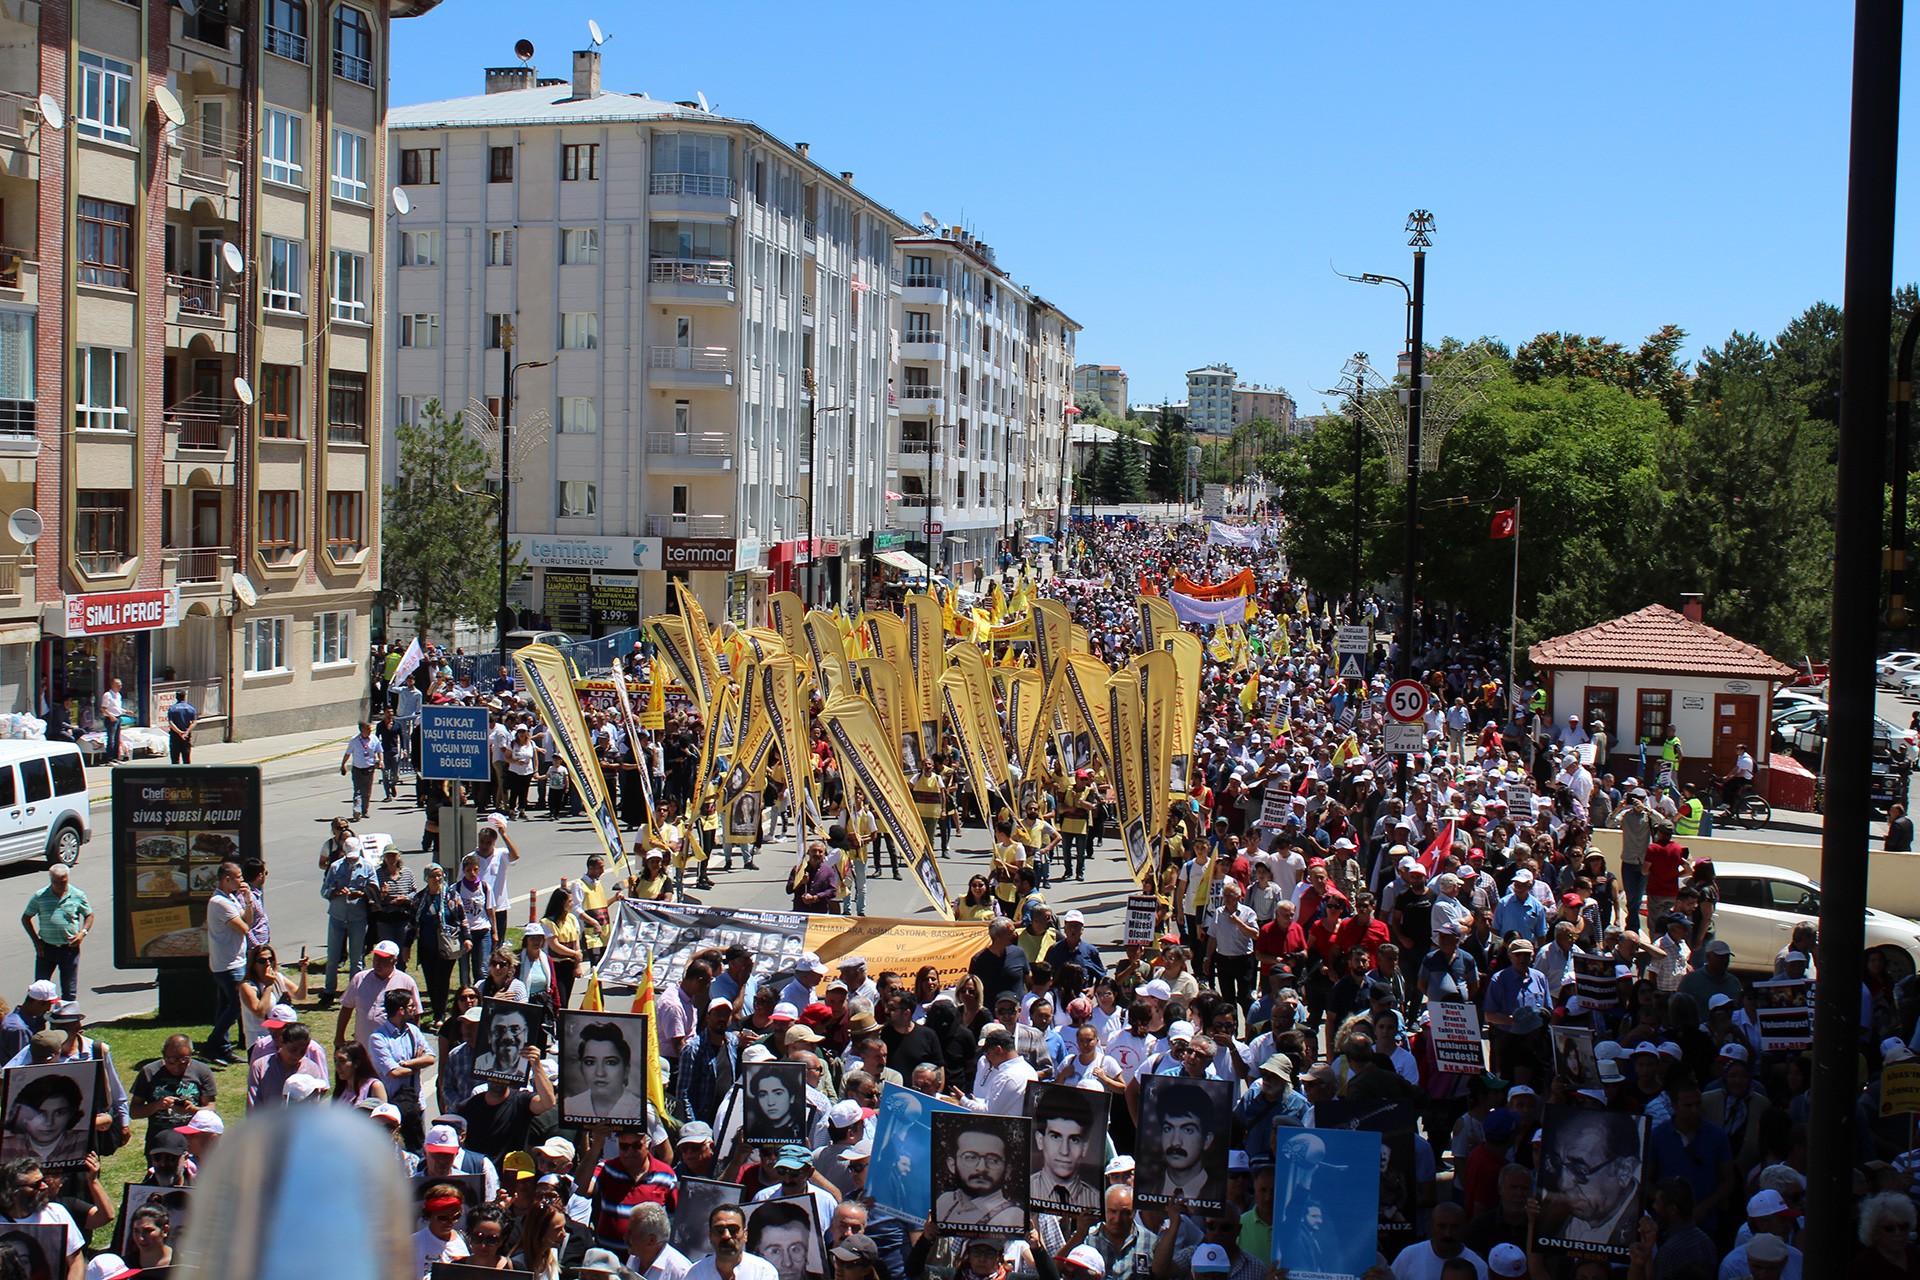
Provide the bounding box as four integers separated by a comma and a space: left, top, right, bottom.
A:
81, 724, 355, 804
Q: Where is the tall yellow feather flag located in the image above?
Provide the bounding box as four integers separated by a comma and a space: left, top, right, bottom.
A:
1238, 670, 1260, 714
639, 652, 667, 730
941, 586, 959, 639
1331, 733, 1360, 767
580, 967, 604, 1012
631, 949, 670, 1122
990, 581, 1007, 623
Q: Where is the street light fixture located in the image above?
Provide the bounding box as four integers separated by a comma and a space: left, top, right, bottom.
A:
496, 323, 550, 676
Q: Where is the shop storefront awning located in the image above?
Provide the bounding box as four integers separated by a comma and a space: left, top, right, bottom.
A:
875, 549, 930, 576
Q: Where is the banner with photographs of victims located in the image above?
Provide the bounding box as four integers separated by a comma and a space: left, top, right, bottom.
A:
1755, 978, 1812, 1053
672, 1178, 742, 1264
929, 1112, 1031, 1236
556, 1009, 652, 1126
1310, 1099, 1419, 1248
1135, 1075, 1234, 1212
0, 1059, 100, 1170
115, 1183, 190, 1257
744, 1195, 826, 1280
0, 1223, 70, 1280
869, 1083, 967, 1226
740, 1061, 810, 1148
1533, 1105, 1649, 1259
471, 998, 549, 1086
1271, 1128, 1380, 1277
1573, 953, 1620, 1012
1022, 1083, 1111, 1216
1550, 1026, 1600, 1090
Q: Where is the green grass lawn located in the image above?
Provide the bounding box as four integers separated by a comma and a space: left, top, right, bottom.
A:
86, 1015, 250, 1213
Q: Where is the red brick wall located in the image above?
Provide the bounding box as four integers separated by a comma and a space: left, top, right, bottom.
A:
32, 1, 68, 602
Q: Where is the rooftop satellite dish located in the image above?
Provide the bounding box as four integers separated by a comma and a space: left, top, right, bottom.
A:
180, 0, 198, 15
153, 84, 185, 128
35, 94, 62, 132
232, 375, 255, 406
220, 240, 244, 275
587, 18, 608, 46
920, 212, 937, 229
5, 510, 42, 547
514, 38, 534, 63
390, 186, 411, 216
696, 91, 709, 113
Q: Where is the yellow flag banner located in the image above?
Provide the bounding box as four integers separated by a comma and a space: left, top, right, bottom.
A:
903, 593, 944, 759
1002, 668, 1045, 775
846, 656, 911, 769
757, 656, 813, 834
768, 591, 807, 666
820, 694, 953, 918
939, 665, 1010, 825
674, 581, 725, 709
742, 628, 789, 664
862, 610, 915, 732
721, 719, 775, 846
513, 644, 629, 878
1162, 631, 1202, 795
648, 615, 713, 717
1105, 672, 1153, 887
802, 610, 850, 691
608, 651, 657, 834
640, 658, 668, 731
1059, 653, 1116, 777
1132, 649, 1178, 829
597, 900, 985, 990
696, 679, 742, 804
1139, 593, 1181, 652
1032, 599, 1071, 688
945, 639, 992, 704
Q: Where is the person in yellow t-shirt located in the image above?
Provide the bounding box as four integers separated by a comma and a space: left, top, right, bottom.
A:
633, 848, 672, 902
1058, 770, 1096, 882
1024, 798, 1060, 889
990, 817, 1026, 910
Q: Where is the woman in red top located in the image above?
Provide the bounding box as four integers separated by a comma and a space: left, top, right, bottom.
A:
1642, 822, 1690, 923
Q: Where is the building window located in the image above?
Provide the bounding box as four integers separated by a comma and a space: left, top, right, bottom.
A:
244, 617, 290, 674
0, 312, 32, 434
75, 199, 132, 289
262, 236, 304, 312
325, 492, 365, 554
561, 143, 598, 181
399, 148, 439, 186
560, 228, 598, 265
259, 364, 299, 439
560, 312, 598, 350
313, 609, 354, 664
327, 372, 367, 442
488, 230, 514, 266
329, 250, 367, 323
485, 314, 510, 349
395, 396, 420, 429
558, 398, 598, 434
399, 314, 439, 348
73, 348, 130, 432
75, 490, 128, 574
559, 480, 597, 517
331, 6, 373, 85
261, 108, 304, 186
75, 52, 133, 144
258, 490, 299, 563
330, 128, 369, 201
1583, 687, 1619, 739
1636, 690, 1673, 746
265, 0, 307, 59
399, 231, 439, 267
489, 146, 514, 183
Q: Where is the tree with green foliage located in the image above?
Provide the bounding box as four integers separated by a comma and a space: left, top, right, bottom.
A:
1512, 325, 1690, 423
1096, 425, 1146, 503
1146, 408, 1185, 501
380, 400, 514, 639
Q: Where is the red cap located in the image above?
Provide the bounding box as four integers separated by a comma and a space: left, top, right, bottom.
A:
1561, 893, 1582, 908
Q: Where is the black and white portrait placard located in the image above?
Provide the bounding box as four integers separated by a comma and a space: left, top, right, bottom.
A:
1135, 1075, 1233, 1211
556, 1010, 651, 1125
928, 1112, 1030, 1236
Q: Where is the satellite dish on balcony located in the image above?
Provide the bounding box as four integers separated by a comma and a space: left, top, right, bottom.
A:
180, 0, 199, 15
220, 241, 245, 276
153, 85, 185, 128
231, 573, 257, 608
390, 186, 411, 216
35, 94, 62, 132
6, 511, 42, 547
587, 19, 608, 46
232, 375, 255, 406
696, 91, 710, 113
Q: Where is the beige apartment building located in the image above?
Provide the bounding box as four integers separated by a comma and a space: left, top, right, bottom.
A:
1232, 383, 1297, 433
1072, 362, 1126, 419
0, 0, 433, 741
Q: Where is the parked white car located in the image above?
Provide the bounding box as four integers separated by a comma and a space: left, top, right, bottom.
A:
1703, 860, 1920, 979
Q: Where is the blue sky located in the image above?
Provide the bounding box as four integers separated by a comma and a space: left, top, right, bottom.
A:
394, 2, 1920, 414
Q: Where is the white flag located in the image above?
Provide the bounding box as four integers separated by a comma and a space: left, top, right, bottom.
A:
391, 636, 423, 686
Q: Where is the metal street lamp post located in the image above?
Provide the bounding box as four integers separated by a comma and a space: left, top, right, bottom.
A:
498, 328, 550, 677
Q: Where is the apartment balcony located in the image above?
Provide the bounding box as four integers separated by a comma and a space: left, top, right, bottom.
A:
801, 293, 815, 327
0, 249, 36, 306
901, 272, 948, 305
164, 548, 234, 601
162, 397, 241, 484
649, 172, 739, 219
167, 121, 243, 214
647, 345, 735, 389
900, 328, 945, 361
0, 92, 47, 180
165, 275, 238, 351
897, 384, 943, 414
802, 218, 817, 253
0, 556, 33, 608
644, 431, 734, 474
648, 258, 737, 305
644, 513, 731, 538
888, 439, 934, 471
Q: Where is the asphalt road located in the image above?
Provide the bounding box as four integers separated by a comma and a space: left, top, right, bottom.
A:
1, 769, 1145, 1025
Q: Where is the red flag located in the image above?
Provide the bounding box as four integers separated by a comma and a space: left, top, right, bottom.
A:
1489, 509, 1517, 540
1420, 819, 1455, 873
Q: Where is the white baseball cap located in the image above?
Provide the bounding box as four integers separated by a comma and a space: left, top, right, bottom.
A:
1063, 910, 1086, 925
1167, 1020, 1195, 1043
1488, 1242, 1528, 1277
1140, 979, 1172, 1001
370, 939, 401, 959
283, 1074, 327, 1101
1059, 1244, 1107, 1276
175, 1109, 224, 1136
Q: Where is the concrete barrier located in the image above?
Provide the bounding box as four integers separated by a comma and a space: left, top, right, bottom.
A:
1587, 827, 1920, 920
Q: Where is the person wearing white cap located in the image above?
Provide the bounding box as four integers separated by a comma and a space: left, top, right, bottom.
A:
1703, 1046, 1770, 1177
1732, 1222, 1797, 1280
335, 936, 421, 1050
1485, 1240, 1527, 1277
779, 953, 828, 1011
423, 1120, 501, 1201
1044, 910, 1108, 986
0, 981, 59, 1066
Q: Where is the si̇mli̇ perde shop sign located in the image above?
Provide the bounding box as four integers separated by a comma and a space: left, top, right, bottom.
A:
56, 588, 181, 637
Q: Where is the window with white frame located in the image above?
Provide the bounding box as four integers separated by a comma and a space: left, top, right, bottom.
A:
313, 609, 354, 665
395, 396, 421, 429
561, 143, 598, 181
560, 228, 598, 265
263, 236, 304, 312
559, 480, 597, 517
329, 250, 366, 323
330, 128, 368, 201
561, 312, 598, 350
487, 230, 514, 266
75, 52, 133, 144
265, 0, 307, 61
486, 314, 510, 349
399, 314, 439, 348
261, 108, 305, 186
244, 617, 290, 674
558, 397, 597, 434
73, 347, 130, 431
399, 230, 439, 267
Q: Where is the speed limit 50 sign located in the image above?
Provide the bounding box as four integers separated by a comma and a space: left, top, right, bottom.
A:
1386, 679, 1428, 723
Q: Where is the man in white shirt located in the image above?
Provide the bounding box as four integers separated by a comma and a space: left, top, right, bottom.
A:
98, 679, 126, 763
965, 1027, 1040, 1116
625, 1202, 691, 1279
0, 1157, 83, 1280
1203, 881, 1259, 1011
473, 819, 520, 947
1390, 1202, 1487, 1279
685, 1203, 779, 1280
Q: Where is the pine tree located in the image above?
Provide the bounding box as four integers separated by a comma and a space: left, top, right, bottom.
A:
1147, 406, 1183, 501
380, 401, 513, 638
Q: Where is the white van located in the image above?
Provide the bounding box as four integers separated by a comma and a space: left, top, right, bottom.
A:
0, 742, 91, 866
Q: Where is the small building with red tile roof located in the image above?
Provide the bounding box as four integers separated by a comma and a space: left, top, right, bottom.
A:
1528, 603, 1797, 789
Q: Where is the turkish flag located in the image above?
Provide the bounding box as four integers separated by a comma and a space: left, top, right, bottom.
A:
1419, 819, 1455, 874
1489, 508, 1517, 540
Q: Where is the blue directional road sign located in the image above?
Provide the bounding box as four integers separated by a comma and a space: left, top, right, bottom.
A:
418, 706, 492, 782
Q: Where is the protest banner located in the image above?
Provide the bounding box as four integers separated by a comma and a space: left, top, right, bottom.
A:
1549, 1026, 1600, 1090
1754, 978, 1812, 1052
928, 1112, 1031, 1235
1429, 1001, 1486, 1075
1573, 953, 1619, 1012
1310, 1100, 1419, 1248
1534, 1106, 1648, 1259
1125, 896, 1160, 947
1882, 1063, 1920, 1118
1272, 1128, 1380, 1275
869, 1083, 968, 1227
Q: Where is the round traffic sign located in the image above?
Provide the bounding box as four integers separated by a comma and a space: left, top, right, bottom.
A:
1386, 679, 1427, 723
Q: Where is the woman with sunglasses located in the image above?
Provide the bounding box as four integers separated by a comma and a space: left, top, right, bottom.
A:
462, 1202, 515, 1271
478, 946, 528, 1003
333, 1041, 386, 1107
411, 1183, 470, 1278
237, 942, 307, 1051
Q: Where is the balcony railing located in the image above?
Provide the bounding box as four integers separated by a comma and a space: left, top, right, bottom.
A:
648, 346, 734, 374
0, 93, 40, 144
649, 258, 735, 288
175, 548, 224, 583
646, 431, 734, 457
167, 274, 228, 323
0, 558, 19, 596
165, 393, 243, 430
327, 421, 367, 444
332, 48, 373, 85
901, 329, 942, 346
801, 293, 814, 319
0, 248, 29, 290
903, 273, 947, 290
176, 120, 242, 182
0, 401, 30, 439
265, 24, 307, 62
803, 218, 817, 240
899, 384, 942, 403
644, 514, 730, 538
650, 173, 736, 199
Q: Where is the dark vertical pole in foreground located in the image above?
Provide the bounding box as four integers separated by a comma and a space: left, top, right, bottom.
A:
1351, 365, 1365, 622
1399, 246, 1426, 679
1808, 0, 1901, 1264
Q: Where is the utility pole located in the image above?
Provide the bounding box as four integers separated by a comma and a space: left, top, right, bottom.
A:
1806, 0, 1900, 1264
1399, 211, 1432, 680
1351, 359, 1365, 622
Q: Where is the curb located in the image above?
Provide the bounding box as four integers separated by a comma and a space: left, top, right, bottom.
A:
84, 737, 353, 807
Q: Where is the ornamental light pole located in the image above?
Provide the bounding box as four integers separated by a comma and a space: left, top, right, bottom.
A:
497, 323, 549, 676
